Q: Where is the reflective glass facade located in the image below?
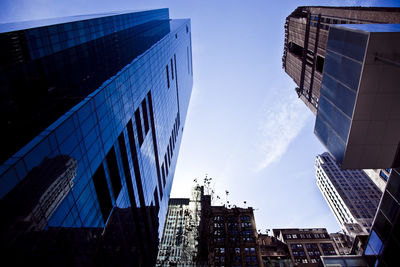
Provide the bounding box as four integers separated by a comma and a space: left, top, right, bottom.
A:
314, 25, 367, 164
364, 168, 400, 267
0, 9, 193, 266
314, 24, 400, 169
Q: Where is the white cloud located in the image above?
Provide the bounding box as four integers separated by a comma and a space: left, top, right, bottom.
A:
255, 92, 311, 171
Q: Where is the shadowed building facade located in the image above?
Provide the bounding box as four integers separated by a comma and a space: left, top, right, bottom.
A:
203, 206, 262, 267
282, 6, 400, 114
0, 9, 193, 266
320, 169, 400, 267
257, 234, 293, 267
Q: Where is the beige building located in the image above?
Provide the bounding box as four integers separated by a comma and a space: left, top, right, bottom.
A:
363, 169, 390, 192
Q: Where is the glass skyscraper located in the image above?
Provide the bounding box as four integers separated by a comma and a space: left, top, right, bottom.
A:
0, 9, 193, 266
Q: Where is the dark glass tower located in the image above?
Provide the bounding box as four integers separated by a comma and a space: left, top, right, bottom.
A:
0, 9, 193, 266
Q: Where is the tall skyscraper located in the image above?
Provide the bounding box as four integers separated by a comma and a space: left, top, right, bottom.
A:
315, 153, 382, 236
282, 6, 400, 114
0, 9, 193, 266
157, 186, 207, 266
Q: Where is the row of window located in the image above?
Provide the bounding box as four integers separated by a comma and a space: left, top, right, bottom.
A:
214, 215, 251, 222
214, 222, 252, 229
295, 258, 318, 264
214, 255, 257, 263
215, 247, 257, 254
309, 15, 357, 31
213, 237, 255, 243
286, 233, 327, 239
160, 112, 180, 189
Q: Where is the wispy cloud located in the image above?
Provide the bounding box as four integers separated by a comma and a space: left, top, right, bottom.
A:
342, 0, 375, 6
255, 91, 311, 171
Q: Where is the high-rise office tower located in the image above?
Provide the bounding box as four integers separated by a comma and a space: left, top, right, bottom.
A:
316, 153, 382, 236
0, 9, 193, 266
273, 228, 338, 265
282, 6, 400, 114
157, 186, 206, 266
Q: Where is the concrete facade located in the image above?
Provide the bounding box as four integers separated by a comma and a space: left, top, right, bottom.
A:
363, 169, 390, 192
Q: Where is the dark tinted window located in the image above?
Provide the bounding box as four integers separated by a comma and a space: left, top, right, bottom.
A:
166, 65, 170, 88
105, 147, 122, 200
92, 164, 112, 223
135, 108, 144, 146
141, 98, 149, 134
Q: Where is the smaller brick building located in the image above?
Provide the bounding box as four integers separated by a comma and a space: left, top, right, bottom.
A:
258, 234, 293, 267
273, 228, 338, 266
202, 206, 262, 267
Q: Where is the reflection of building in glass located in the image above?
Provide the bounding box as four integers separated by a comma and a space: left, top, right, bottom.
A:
316, 153, 382, 236
157, 185, 206, 266
282, 6, 400, 114
28, 156, 78, 230
0, 155, 77, 241
0, 9, 193, 266
273, 228, 338, 265
5, 207, 158, 266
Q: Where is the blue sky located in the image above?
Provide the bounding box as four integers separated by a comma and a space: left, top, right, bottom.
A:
2, 0, 399, 234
